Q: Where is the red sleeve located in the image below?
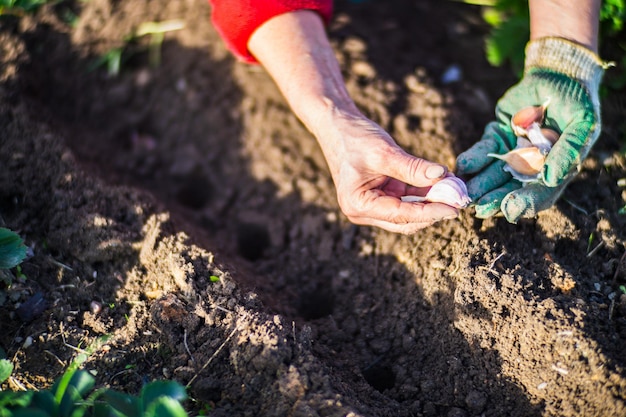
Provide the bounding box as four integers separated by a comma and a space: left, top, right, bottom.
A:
209, 0, 333, 63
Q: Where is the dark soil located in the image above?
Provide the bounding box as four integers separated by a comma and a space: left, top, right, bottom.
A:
1, 1, 626, 416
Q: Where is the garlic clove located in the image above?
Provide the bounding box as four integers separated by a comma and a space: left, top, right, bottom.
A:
425, 176, 471, 208
487, 147, 546, 176
516, 137, 533, 148
401, 176, 471, 208
526, 123, 555, 152
540, 128, 560, 145
511, 98, 551, 136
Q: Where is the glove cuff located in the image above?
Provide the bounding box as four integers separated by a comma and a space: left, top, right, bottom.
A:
524, 37, 606, 94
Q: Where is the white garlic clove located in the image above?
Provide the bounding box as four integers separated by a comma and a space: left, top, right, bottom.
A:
488, 147, 546, 176
516, 137, 533, 149
526, 123, 555, 152
401, 176, 471, 208
540, 128, 560, 145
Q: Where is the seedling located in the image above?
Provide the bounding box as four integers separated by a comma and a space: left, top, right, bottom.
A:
92, 19, 185, 77
0, 347, 14, 386
0, 333, 190, 416
0, 369, 190, 416
0, 228, 27, 270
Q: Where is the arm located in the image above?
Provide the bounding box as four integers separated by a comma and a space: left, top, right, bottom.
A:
248, 11, 460, 234
529, 0, 600, 52
456, 0, 605, 222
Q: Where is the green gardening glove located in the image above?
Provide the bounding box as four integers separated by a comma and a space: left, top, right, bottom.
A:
456, 37, 607, 223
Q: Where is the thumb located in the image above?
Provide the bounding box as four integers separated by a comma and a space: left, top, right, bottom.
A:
383, 152, 448, 187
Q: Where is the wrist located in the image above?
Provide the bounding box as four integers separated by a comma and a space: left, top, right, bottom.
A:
524, 37, 607, 93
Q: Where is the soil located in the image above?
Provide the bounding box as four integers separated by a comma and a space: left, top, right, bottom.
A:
1, 0, 626, 416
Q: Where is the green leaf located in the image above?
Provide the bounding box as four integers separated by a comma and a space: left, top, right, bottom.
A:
11, 409, 51, 417
68, 370, 96, 398
0, 359, 13, 384
482, 8, 502, 27
140, 381, 187, 411
31, 391, 59, 416
0, 390, 34, 409
92, 401, 126, 417
0, 228, 27, 270
144, 397, 188, 417
60, 385, 84, 417
100, 390, 140, 416
484, 14, 528, 74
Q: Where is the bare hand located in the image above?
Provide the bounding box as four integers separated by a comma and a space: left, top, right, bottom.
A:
315, 111, 459, 234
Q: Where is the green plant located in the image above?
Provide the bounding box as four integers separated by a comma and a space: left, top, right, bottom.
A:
0, 228, 27, 271
0, 368, 189, 417
454, 0, 626, 78
0, 227, 28, 306
0, 348, 13, 390
91, 19, 185, 77
0, 0, 49, 15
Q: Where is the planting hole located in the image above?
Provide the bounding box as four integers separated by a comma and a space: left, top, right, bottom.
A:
297, 288, 335, 320
176, 173, 213, 209
236, 222, 270, 261
362, 364, 396, 393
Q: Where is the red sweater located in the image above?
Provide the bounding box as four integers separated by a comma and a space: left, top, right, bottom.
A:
209, 0, 333, 63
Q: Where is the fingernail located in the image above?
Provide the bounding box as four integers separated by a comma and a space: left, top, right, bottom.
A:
425, 165, 446, 179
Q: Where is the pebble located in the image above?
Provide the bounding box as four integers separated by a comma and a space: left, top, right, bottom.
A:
90, 301, 102, 315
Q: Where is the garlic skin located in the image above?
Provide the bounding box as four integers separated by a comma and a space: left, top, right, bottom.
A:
492, 99, 560, 183
511, 99, 550, 137
401, 176, 471, 208
540, 128, 559, 145
488, 147, 546, 177
526, 123, 554, 152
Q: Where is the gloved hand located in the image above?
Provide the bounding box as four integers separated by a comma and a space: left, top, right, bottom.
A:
456, 37, 607, 223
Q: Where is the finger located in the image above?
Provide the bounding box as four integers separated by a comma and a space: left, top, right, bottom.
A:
381, 152, 448, 188
473, 181, 521, 219
364, 217, 438, 235
456, 122, 512, 175
465, 159, 511, 201
346, 194, 458, 233
501, 181, 566, 223
542, 116, 596, 187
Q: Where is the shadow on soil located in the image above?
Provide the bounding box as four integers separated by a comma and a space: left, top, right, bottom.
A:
0, 6, 547, 416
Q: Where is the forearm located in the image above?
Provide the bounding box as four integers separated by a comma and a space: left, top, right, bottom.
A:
247, 10, 358, 146
529, 0, 600, 52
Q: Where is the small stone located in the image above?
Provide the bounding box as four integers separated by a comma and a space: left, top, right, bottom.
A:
22, 336, 33, 349
90, 301, 102, 315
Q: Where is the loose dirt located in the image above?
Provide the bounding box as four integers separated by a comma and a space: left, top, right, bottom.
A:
1, 1, 626, 416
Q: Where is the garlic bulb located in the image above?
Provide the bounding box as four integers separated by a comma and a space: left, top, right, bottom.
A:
401, 176, 471, 208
